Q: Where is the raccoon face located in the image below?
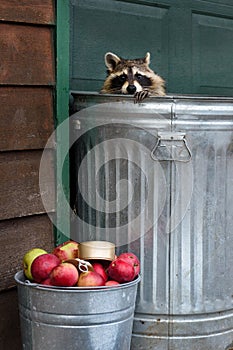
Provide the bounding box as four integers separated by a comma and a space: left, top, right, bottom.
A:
101, 52, 165, 97
110, 67, 153, 95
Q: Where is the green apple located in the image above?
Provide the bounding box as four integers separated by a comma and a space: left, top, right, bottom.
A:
23, 248, 47, 281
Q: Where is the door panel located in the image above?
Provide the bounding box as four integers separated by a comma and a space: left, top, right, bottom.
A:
70, 0, 233, 96
192, 13, 233, 95
70, 0, 169, 92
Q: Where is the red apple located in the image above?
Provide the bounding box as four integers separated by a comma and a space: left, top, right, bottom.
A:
92, 262, 108, 282
118, 252, 140, 277
40, 278, 54, 286
77, 271, 105, 287
50, 262, 79, 287
105, 280, 120, 286
107, 258, 135, 283
52, 240, 79, 262
31, 253, 60, 283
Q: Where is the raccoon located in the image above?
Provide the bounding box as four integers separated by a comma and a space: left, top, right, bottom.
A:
101, 52, 166, 102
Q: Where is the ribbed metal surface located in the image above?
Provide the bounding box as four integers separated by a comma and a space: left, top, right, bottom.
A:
71, 93, 233, 349
171, 100, 233, 314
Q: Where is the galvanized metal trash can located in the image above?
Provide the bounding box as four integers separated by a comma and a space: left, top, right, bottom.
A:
70, 92, 233, 350
15, 270, 140, 350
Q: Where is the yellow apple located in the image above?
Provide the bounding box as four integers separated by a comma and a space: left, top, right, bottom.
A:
23, 248, 47, 281
52, 240, 79, 262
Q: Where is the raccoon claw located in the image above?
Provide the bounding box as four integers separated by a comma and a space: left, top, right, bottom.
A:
134, 90, 150, 103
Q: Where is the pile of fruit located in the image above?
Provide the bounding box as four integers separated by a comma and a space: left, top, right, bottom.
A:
23, 240, 140, 288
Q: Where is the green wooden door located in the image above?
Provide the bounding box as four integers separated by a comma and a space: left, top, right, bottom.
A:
70, 0, 233, 96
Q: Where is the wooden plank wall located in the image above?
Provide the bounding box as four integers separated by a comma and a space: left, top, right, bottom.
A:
0, 1, 56, 348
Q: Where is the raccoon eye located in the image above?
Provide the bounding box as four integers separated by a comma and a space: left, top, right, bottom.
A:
135, 73, 143, 80
119, 74, 127, 82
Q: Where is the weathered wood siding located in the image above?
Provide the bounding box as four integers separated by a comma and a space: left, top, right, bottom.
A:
0, 1, 56, 348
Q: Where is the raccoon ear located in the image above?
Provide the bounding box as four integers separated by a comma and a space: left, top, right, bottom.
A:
104, 52, 121, 71
144, 52, 150, 66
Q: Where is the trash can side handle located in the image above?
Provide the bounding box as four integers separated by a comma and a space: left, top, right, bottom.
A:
151, 132, 192, 162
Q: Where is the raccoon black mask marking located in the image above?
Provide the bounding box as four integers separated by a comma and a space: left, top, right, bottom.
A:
101, 52, 166, 102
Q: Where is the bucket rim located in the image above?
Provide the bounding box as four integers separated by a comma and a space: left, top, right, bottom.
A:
14, 270, 140, 292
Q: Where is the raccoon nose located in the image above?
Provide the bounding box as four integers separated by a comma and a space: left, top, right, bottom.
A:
127, 84, 136, 94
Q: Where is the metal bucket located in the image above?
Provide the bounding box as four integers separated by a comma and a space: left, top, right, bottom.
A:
70, 92, 233, 350
15, 270, 140, 350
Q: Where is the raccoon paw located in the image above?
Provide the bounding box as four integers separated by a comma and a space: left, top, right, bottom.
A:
134, 90, 150, 103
